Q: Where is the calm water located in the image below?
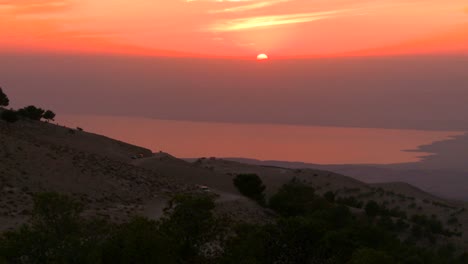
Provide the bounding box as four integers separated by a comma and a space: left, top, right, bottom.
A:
57, 115, 462, 164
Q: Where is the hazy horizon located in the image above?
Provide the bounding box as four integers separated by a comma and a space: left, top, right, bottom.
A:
3, 53, 468, 132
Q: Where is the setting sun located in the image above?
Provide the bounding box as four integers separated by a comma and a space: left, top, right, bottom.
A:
257, 53, 269, 60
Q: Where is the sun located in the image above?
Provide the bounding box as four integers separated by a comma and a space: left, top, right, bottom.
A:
257, 53, 269, 61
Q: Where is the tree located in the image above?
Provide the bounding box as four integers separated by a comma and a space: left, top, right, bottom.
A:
233, 174, 266, 205
158, 194, 222, 263
365, 200, 380, 218
0, 193, 104, 263
0, 109, 18, 123
0, 87, 9, 107
324, 191, 336, 203
43, 110, 56, 122
269, 182, 328, 217
17, 105, 45, 121
102, 217, 176, 264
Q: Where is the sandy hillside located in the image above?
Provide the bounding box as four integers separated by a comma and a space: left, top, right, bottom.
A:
189, 157, 468, 249
1, 118, 467, 249
0, 119, 270, 230
0, 119, 185, 231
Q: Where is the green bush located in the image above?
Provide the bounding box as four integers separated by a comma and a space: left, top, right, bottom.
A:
269, 181, 329, 217
1, 189, 467, 264
0, 193, 104, 263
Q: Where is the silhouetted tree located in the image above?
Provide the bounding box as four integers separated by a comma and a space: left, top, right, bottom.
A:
17, 105, 45, 121
365, 200, 380, 218
233, 174, 266, 205
43, 110, 56, 122
0, 193, 104, 263
1, 109, 18, 123
269, 182, 329, 217
324, 191, 336, 203
0, 87, 9, 107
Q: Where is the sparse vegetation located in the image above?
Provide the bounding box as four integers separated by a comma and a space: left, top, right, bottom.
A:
1, 187, 465, 264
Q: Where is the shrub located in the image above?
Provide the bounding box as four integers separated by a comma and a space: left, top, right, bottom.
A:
324, 191, 335, 202
17, 105, 45, 121
233, 174, 266, 204
43, 110, 56, 122
365, 200, 380, 218
1, 109, 18, 123
0, 87, 9, 107
0, 193, 104, 263
269, 182, 328, 217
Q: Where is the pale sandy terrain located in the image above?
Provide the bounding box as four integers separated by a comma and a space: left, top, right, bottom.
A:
0, 120, 182, 231
188, 158, 468, 249
0, 119, 270, 230
1, 118, 466, 250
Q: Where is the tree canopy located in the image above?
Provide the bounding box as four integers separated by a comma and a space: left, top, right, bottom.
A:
0, 87, 9, 107
233, 174, 266, 205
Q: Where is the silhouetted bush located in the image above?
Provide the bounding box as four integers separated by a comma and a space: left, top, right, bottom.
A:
324, 191, 335, 202
43, 110, 56, 122
269, 181, 329, 217
1, 189, 467, 264
17, 105, 45, 121
1, 109, 18, 123
0, 87, 9, 107
0, 193, 105, 263
233, 174, 266, 205
365, 200, 380, 218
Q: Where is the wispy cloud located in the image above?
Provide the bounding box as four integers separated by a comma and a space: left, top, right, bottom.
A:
186, 0, 254, 2
0, 0, 71, 14
209, 0, 291, 13
208, 9, 352, 31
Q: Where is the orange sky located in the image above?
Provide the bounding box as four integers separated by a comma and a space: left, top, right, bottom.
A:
1, 0, 467, 57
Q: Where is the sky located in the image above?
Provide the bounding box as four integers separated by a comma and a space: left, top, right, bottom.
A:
1, 1, 468, 164
1, 0, 468, 57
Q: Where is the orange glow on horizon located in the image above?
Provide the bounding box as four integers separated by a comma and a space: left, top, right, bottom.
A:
0, 0, 467, 57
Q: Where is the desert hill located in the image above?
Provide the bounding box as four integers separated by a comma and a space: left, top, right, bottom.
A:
1, 118, 467, 250
187, 157, 468, 249
0, 119, 270, 230
222, 157, 468, 201
0, 119, 186, 231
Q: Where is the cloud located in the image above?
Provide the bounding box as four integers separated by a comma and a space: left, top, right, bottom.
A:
0, 0, 71, 14
209, 0, 291, 13
186, 0, 254, 2
208, 9, 352, 31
